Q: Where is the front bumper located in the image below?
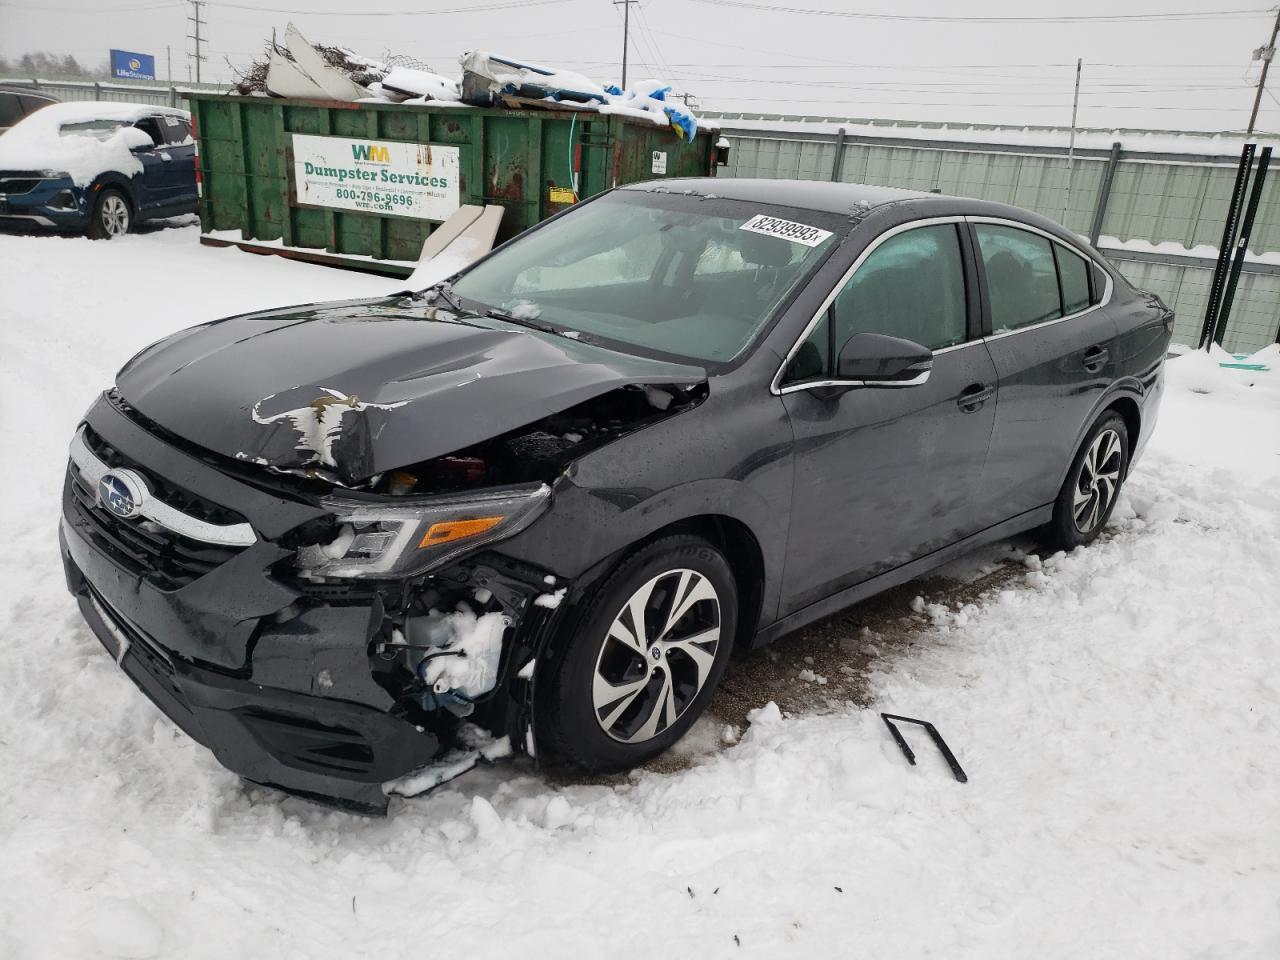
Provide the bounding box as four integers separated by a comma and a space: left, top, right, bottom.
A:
0, 175, 90, 230
62, 541, 440, 812
60, 393, 550, 813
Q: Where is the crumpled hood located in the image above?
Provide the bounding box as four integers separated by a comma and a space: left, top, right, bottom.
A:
115, 296, 706, 485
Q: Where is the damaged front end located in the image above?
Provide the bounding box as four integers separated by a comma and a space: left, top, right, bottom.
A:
62, 363, 704, 812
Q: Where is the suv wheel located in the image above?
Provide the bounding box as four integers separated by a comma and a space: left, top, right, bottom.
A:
88, 188, 131, 239
539, 535, 737, 772
1046, 411, 1129, 550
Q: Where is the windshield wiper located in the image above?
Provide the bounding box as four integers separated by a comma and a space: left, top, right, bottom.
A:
483, 308, 561, 336
417, 281, 464, 311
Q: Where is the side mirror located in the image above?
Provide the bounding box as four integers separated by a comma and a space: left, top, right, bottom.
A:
836, 332, 933, 385
120, 127, 156, 152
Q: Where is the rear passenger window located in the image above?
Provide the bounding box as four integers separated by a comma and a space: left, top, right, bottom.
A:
975, 224, 1062, 332
782, 223, 967, 384
1055, 245, 1092, 314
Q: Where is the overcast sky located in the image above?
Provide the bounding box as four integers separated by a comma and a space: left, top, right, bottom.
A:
1, 0, 1277, 132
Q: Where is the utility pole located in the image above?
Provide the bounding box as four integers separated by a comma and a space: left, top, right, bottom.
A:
1062, 58, 1082, 225
613, 0, 639, 90
166, 45, 172, 84
1247, 8, 1280, 136
187, 0, 207, 84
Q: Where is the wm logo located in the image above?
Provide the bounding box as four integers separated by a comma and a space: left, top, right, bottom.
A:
352, 143, 391, 163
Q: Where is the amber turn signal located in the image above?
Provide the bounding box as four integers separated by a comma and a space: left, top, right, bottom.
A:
419, 515, 504, 548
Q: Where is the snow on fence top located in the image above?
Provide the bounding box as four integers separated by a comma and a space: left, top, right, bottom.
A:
706, 113, 1280, 158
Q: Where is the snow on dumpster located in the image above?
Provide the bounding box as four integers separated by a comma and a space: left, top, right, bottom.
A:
195, 26, 719, 276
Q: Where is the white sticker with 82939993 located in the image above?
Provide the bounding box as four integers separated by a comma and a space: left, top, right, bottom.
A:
739, 213, 832, 247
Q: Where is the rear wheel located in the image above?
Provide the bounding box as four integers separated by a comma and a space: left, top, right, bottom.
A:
539, 535, 737, 772
87, 188, 131, 240
1045, 411, 1129, 550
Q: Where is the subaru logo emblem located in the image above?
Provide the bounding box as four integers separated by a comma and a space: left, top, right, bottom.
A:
97, 469, 148, 519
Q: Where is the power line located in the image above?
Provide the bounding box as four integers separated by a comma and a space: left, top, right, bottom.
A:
206, 0, 571, 15
0, 0, 181, 10
562, 61, 1257, 72
686, 0, 1274, 24
703, 97, 1262, 111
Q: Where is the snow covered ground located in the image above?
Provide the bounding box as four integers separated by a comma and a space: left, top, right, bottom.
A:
1, 225, 1279, 959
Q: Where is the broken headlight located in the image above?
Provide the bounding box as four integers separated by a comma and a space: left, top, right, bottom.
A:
297, 483, 550, 579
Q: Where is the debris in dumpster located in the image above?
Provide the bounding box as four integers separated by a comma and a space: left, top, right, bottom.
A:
227, 27, 716, 139
880, 713, 968, 783
378, 66, 461, 103
460, 50, 604, 106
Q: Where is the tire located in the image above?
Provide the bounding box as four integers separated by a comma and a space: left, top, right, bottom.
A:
539, 535, 737, 773
1044, 411, 1130, 551
87, 188, 132, 240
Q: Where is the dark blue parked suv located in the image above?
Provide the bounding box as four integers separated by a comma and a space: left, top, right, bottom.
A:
0, 102, 197, 239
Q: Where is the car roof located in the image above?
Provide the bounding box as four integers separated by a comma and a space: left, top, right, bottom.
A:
619, 176, 1089, 249
25, 101, 189, 125
622, 177, 932, 213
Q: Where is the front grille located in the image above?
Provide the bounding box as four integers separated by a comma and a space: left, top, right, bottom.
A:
0, 172, 46, 195
68, 431, 249, 589
84, 422, 248, 528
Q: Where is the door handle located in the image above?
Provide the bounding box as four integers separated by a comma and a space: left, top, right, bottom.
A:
159, 152, 172, 162
1082, 345, 1109, 372
956, 383, 994, 413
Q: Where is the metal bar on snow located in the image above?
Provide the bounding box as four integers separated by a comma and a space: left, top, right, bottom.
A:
1200, 143, 1255, 348
880, 713, 968, 783
1089, 141, 1122, 247
1212, 147, 1272, 346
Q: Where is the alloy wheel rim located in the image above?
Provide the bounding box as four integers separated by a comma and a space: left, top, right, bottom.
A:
102, 195, 129, 237
1073, 428, 1122, 534
592, 568, 721, 744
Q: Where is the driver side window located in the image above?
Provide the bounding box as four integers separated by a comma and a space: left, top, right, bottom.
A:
133, 118, 163, 148
783, 223, 968, 385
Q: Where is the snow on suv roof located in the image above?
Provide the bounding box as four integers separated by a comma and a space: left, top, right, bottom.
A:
25, 101, 189, 127
0, 100, 189, 186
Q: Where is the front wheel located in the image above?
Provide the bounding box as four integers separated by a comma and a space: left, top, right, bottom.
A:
1045, 411, 1129, 550
539, 535, 737, 773
87, 188, 131, 240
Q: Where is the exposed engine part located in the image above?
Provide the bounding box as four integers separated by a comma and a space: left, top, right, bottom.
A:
376, 598, 509, 713
370, 382, 706, 495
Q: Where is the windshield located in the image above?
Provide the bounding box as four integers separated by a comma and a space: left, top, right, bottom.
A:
451, 190, 841, 364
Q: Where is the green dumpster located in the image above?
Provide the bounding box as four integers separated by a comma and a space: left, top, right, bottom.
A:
186, 93, 720, 277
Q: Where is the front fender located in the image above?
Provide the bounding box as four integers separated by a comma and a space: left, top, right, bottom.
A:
89, 172, 137, 211
496, 381, 794, 626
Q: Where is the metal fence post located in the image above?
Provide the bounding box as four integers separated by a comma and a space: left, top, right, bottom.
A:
830, 127, 847, 182
169, 86, 177, 107
93, 81, 101, 101
1213, 146, 1271, 345
1200, 144, 1255, 348
1089, 141, 1122, 246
